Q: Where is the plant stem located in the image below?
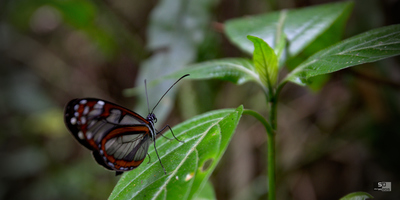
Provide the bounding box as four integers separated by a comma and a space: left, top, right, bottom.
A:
243, 109, 275, 199
267, 82, 285, 199
244, 82, 285, 200
270, 82, 285, 130
267, 125, 275, 200
243, 110, 274, 135
269, 96, 278, 130
268, 95, 277, 200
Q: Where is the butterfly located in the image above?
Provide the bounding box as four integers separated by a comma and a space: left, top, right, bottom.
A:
64, 74, 189, 175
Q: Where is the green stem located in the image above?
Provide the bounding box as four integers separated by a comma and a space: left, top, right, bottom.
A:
245, 83, 285, 200
271, 80, 286, 130
267, 125, 275, 200
243, 109, 275, 200
268, 82, 285, 199
269, 96, 278, 130
243, 110, 274, 135
267, 93, 277, 200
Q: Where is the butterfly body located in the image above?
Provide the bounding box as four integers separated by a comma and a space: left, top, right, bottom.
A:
64, 98, 157, 173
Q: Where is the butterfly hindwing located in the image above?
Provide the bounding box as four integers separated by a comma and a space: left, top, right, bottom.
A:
92, 132, 151, 171
99, 126, 151, 170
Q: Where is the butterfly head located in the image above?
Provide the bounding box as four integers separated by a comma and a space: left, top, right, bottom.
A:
147, 112, 157, 123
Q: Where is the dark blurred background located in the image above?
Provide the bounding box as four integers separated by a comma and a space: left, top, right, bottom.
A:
1, 0, 400, 199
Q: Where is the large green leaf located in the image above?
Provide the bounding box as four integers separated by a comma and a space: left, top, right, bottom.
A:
164, 58, 266, 91
225, 2, 353, 57
284, 24, 400, 85
285, 2, 352, 70
339, 192, 373, 200
247, 35, 278, 88
109, 106, 243, 200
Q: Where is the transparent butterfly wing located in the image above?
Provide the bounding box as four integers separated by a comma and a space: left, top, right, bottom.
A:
64, 98, 154, 171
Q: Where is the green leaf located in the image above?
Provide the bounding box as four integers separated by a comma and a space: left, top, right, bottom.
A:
339, 191, 373, 200
285, 24, 400, 85
193, 181, 216, 200
125, 57, 262, 97
275, 33, 287, 69
162, 58, 266, 91
225, 2, 353, 58
247, 35, 278, 88
286, 3, 353, 70
109, 106, 243, 200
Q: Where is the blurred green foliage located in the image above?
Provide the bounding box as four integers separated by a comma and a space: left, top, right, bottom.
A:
1, 0, 400, 199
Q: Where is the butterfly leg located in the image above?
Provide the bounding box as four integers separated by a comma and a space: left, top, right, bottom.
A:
157, 124, 185, 143
153, 138, 167, 175
146, 153, 151, 164
159, 133, 174, 141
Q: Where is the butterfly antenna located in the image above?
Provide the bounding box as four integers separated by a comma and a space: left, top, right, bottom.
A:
150, 74, 190, 113
145, 79, 151, 114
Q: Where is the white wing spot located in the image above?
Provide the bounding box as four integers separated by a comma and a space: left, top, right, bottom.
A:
78, 131, 85, 139
80, 99, 87, 104
70, 117, 77, 125
74, 104, 79, 111
86, 131, 93, 139
83, 106, 89, 115
94, 102, 104, 109
74, 112, 79, 117
81, 116, 86, 124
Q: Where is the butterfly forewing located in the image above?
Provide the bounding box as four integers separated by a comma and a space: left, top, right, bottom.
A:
64, 98, 154, 172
